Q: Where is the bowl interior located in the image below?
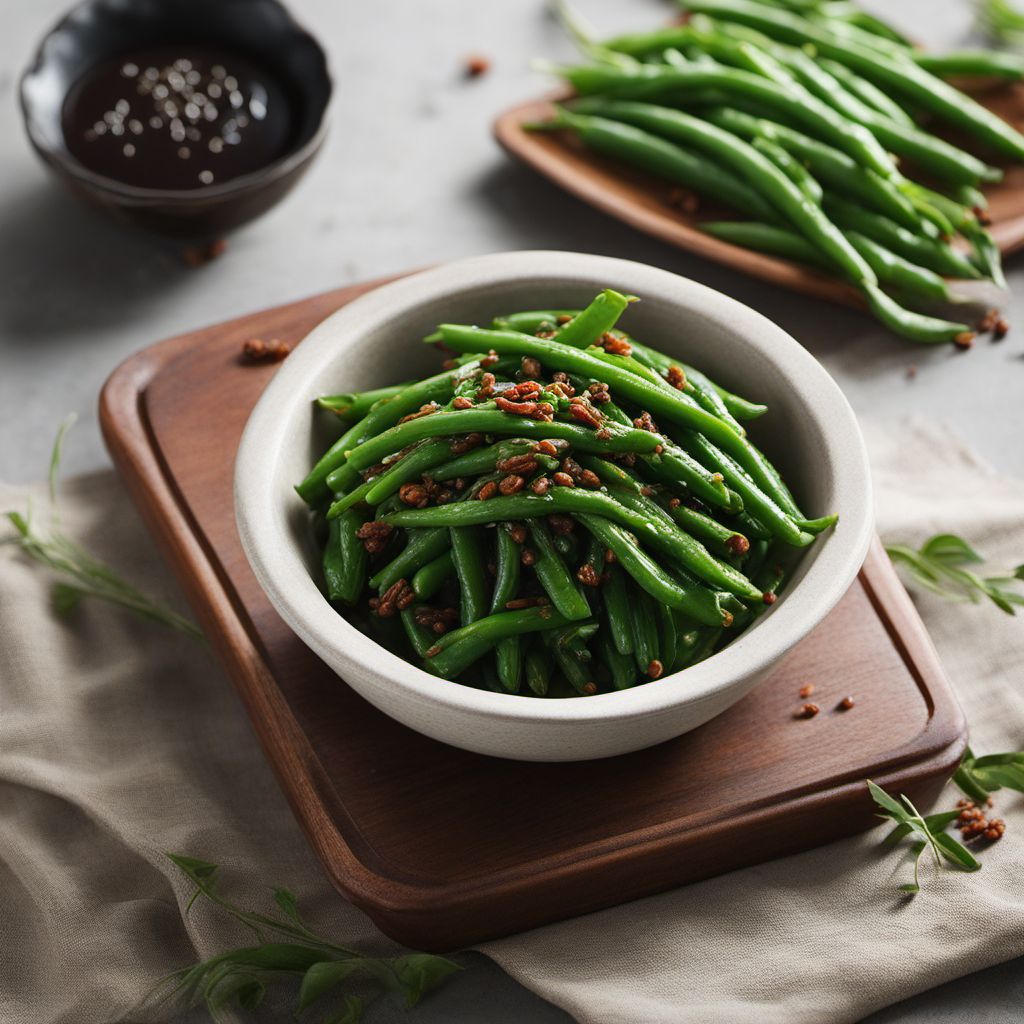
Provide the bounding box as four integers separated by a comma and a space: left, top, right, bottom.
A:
237, 251, 872, 725
21, 0, 330, 194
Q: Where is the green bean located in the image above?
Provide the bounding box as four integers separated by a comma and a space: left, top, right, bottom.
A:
678, 431, 812, 547
751, 136, 822, 203
490, 524, 522, 613
362, 438, 453, 505
411, 549, 454, 599
450, 526, 489, 626
821, 5, 913, 48
862, 283, 975, 346
602, 563, 636, 654
914, 50, 1024, 81
568, 99, 876, 287
630, 587, 662, 675
553, 531, 581, 563
386, 486, 763, 599
955, 184, 988, 212
818, 58, 914, 128
599, 630, 638, 689
576, 514, 727, 626
701, 221, 952, 304
369, 527, 450, 592
642, 444, 738, 511
536, 108, 779, 222
524, 640, 551, 696
629, 346, 748, 434
474, 660, 506, 693
684, 0, 1024, 162
431, 438, 535, 482
559, 56, 895, 177
716, 387, 766, 421
400, 607, 436, 659
664, 495, 751, 556
322, 510, 368, 606
436, 324, 792, 508
343, 403, 661, 477
546, 629, 597, 696
702, 219, 820, 266
492, 310, 576, 333
298, 363, 481, 504
425, 606, 574, 679
527, 520, 592, 619
704, 107, 921, 230
656, 601, 679, 672
824, 197, 982, 280
555, 288, 633, 347
327, 437, 451, 517
848, 232, 952, 304
795, 513, 839, 535
495, 637, 522, 692
316, 384, 411, 422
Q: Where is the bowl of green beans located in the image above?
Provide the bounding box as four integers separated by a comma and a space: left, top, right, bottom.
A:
235, 251, 872, 761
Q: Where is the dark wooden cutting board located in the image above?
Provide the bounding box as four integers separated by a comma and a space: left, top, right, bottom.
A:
99, 276, 967, 951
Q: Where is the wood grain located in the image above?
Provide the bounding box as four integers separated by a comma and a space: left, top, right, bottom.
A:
494, 84, 1024, 308
99, 279, 967, 951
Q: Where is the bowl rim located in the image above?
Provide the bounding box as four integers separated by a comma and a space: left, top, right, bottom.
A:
18, 0, 332, 204
235, 250, 874, 726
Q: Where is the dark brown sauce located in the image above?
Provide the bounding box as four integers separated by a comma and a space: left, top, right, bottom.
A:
61, 46, 294, 190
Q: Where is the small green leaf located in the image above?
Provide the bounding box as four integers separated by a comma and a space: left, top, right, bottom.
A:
167, 853, 219, 885
972, 752, 1024, 769
5, 511, 30, 539
867, 780, 907, 819
272, 886, 303, 924
933, 832, 982, 872
324, 993, 365, 1024
883, 821, 914, 846
207, 971, 266, 1013
212, 943, 325, 973
887, 533, 1024, 614
921, 533, 983, 566
923, 809, 962, 832
1014, 564, 1024, 580
52, 582, 83, 615
391, 953, 462, 1007
298, 959, 363, 1010
975, 764, 1024, 793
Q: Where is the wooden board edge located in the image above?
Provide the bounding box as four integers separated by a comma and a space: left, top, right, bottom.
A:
97, 301, 437, 921
98, 285, 968, 953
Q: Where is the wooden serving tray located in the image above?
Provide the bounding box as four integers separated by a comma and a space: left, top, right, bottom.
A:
100, 277, 967, 951
494, 85, 1024, 310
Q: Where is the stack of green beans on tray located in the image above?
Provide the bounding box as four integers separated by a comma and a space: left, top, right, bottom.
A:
529, 0, 1024, 345
297, 288, 837, 697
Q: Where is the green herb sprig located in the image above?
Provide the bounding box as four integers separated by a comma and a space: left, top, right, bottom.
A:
3, 417, 201, 637
978, 0, 1024, 45
867, 781, 981, 894
885, 533, 1024, 614
954, 746, 1024, 804
143, 854, 460, 1021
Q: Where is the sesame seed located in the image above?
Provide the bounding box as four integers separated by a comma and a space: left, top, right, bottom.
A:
122, 143, 135, 157
198, 169, 214, 185
121, 62, 139, 78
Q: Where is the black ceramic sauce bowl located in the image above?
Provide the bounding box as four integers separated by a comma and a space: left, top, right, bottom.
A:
20, 0, 331, 238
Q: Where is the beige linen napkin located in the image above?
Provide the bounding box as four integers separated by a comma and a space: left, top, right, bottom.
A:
1, 419, 1022, 1024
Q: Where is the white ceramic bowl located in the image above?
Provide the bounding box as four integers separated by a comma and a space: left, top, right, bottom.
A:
235, 251, 873, 762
